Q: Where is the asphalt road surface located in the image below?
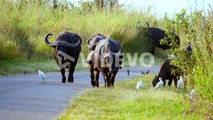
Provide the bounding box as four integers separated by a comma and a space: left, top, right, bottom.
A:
0, 66, 159, 120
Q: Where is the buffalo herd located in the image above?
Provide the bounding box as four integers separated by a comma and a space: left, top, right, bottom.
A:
44, 23, 190, 88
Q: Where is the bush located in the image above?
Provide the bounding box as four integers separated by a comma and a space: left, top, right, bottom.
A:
164, 8, 213, 117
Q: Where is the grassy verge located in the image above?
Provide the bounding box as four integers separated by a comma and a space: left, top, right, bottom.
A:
58, 75, 205, 120
0, 53, 166, 75
0, 58, 58, 75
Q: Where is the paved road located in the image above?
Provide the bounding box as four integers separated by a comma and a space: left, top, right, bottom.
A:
0, 66, 159, 120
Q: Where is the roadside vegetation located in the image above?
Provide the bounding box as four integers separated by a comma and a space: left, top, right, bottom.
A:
58, 75, 204, 120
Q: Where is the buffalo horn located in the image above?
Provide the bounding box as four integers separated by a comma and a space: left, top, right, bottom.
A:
44, 33, 57, 47
56, 39, 80, 48
86, 39, 92, 47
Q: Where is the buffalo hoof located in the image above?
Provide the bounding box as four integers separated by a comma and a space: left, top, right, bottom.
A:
68, 80, 74, 83
68, 76, 74, 83
91, 81, 96, 87
68, 79, 74, 83
62, 78, 66, 83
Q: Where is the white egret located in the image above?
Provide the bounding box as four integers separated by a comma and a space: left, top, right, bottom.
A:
155, 78, 163, 89
177, 76, 183, 89
136, 80, 143, 89
189, 89, 196, 100
38, 70, 46, 84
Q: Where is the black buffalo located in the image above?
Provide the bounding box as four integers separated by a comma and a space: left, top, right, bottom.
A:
140, 22, 180, 54
152, 59, 181, 87
87, 37, 123, 87
44, 31, 81, 83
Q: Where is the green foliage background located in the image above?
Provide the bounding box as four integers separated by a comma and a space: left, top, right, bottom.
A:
0, 0, 157, 60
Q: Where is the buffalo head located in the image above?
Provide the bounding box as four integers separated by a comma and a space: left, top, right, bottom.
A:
86, 34, 106, 51
152, 75, 159, 87
45, 33, 81, 50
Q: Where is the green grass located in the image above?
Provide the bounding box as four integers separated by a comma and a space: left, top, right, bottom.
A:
58, 75, 205, 120
0, 54, 165, 75
0, 0, 158, 60
0, 58, 58, 75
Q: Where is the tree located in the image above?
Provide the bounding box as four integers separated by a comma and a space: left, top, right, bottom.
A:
93, 0, 120, 11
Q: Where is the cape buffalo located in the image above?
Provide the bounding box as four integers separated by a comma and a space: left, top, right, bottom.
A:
44, 31, 81, 83
87, 37, 123, 87
86, 33, 106, 51
152, 59, 181, 88
139, 22, 180, 54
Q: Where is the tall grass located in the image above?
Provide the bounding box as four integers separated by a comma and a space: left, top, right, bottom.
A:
0, 0, 157, 61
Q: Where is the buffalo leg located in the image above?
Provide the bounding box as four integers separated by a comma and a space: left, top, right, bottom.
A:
105, 73, 111, 87
68, 64, 76, 83
60, 68, 66, 83
163, 79, 166, 86
110, 71, 118, 86
102, 69, 110, 88
174, 78, 178, 88
168, 79, 172, 87
102, 74, 107, 88
94, 69, 100, 87
104, 76, 110, 88
89, 65, 95, 87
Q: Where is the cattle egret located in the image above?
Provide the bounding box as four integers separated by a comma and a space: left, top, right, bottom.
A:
155, 78, 163, 89
38, 70, 46, 83
177, 76, 183, 88
189, 89, 196, 100
136, 80, 143, 89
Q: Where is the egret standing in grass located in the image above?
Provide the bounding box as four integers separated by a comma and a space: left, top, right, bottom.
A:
155, 77, 163, 89
177, 76, 183, 89
38, 70, 46, 84
189, 89, 196, 100
136, 80, 143, 89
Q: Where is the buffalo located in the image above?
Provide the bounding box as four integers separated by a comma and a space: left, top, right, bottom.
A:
44, 31, 81, 83
152, 58, 181, 87
87, 36, 123, 87
86, 33, 106, 51
86, 34, 106, 64
139, 22, 180, 54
